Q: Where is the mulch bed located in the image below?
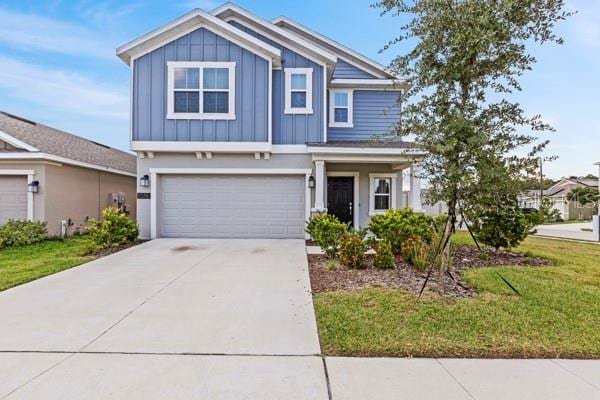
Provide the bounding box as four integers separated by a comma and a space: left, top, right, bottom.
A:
308, 245, 552, 297
87, 240, 146, 258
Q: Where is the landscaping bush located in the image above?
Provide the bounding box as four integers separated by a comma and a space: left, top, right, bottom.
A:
368, 208, 435, 255
469, 205, 537, 249
0, 219, 47, 249
402, 236, 430, 271
86, 207, 139, 250
306, 213, 349, 258
373, 238, 395, 269
338, 230, 368, 269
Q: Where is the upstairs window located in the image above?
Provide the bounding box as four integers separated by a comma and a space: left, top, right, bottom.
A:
329, 89, 353, 128
167, 61, 235, 120
284, 68, 313, 114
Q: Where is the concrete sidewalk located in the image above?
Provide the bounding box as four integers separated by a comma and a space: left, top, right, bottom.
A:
535, 222, 598, 242
2, 354, 599, 399
326, 357, 600, 400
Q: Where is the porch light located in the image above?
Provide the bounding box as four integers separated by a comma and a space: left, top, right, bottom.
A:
27, 180, 39, 193
139, 174, 150, 188
308, 175, 316, 189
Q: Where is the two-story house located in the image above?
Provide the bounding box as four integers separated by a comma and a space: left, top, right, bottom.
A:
117, 2, 426, 239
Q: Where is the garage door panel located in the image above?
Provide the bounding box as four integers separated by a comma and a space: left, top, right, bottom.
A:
0, 176, 28, 225
159, 174, 305, 238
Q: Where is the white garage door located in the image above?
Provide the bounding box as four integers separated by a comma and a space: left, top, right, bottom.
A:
0, 176, 27, 225
159, 174, 306, 238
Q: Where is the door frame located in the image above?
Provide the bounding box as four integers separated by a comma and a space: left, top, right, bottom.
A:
327, 171, 359, 228
0, 169, 35, 221
148, 168, 312, 239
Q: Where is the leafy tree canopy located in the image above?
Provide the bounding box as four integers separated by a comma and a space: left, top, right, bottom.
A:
376, 0, 572, 250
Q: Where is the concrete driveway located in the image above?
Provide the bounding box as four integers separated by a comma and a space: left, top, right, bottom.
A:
0, 239, 326, 399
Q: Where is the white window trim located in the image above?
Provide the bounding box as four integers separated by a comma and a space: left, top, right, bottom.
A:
167, 61, 236, 120
369, 173, 397, 216
329, 89, 353, 128
284, 67, 313, 114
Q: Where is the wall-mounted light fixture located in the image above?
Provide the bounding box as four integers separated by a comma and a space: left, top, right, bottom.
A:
139, 174, 150, 188
27, 180, 39, 193
308, 175, 316, 189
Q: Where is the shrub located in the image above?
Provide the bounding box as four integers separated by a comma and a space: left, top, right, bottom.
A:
368, 208, 435, 255
0, 219, 47, 249
338, 230, 368, 269
86, 207, 139, 250
469, 205, 537, 249
373, 238, 395, 269
306, 213, 349, 258
326, 259, 338, 271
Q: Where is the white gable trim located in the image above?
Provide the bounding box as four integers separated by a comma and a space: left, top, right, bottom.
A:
212, 4, 337, 66
117, 9, 281, 65
272, 16, 398, 80
0, 130, 38, 152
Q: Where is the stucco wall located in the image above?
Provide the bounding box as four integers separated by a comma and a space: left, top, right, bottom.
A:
135, 154, 407, 237
44, 164, 136, 236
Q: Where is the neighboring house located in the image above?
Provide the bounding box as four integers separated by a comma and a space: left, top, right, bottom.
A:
117, 3, 425, 240
0, 112, 137, 236
519, 176, 599, 220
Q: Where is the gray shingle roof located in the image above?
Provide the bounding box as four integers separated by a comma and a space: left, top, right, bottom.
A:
0, 112, 136, 174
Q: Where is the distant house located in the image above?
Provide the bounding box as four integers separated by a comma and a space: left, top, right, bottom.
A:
0, 112, 137, 236
519, 176, 599, 220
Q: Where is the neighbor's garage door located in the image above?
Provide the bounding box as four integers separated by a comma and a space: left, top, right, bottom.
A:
158, 175, 305, 238
0, 176, 27, 225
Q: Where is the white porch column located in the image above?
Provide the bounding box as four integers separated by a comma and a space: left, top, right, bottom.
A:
408, 164, 423, 211
314, 160, 326, 211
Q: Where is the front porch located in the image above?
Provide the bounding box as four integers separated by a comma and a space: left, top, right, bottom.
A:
308, 142, 426, 227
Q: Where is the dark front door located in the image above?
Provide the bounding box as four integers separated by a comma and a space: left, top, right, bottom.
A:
327, 177, 354, 225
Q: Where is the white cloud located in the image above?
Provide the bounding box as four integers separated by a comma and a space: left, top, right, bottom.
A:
0, 7, 115, 59
0, 56, 128, 120
76, 1, 142, 26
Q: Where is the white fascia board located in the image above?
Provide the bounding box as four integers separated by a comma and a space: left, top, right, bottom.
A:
330, 79, 407, 91
312, 154, 425, 163
130, 141, 272, 153
307, 146, 427, 155
0, 130, 38, 152
116, 9, 281, 65
272, 16, 401, 80
149, 167, 312, 175
212, 4, 337, 66
0, 152, 135, 177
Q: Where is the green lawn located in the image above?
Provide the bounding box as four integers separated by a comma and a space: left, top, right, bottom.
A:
0, 236, 96, 292
314, 232, 600, 358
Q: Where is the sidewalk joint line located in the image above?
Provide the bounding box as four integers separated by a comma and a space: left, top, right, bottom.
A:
0, 353, 75, 400
435, 359, 477, 400
321, 357, 333, 400
550, 359, 600, 391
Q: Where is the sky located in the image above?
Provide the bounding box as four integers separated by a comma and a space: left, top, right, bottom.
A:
0, 0, 598, 179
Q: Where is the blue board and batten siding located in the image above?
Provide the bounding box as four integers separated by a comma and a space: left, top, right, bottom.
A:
132, 27, 269, 142
328, 90, 401, 141
332, 59, 377, 79
228, 20, 325, 144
